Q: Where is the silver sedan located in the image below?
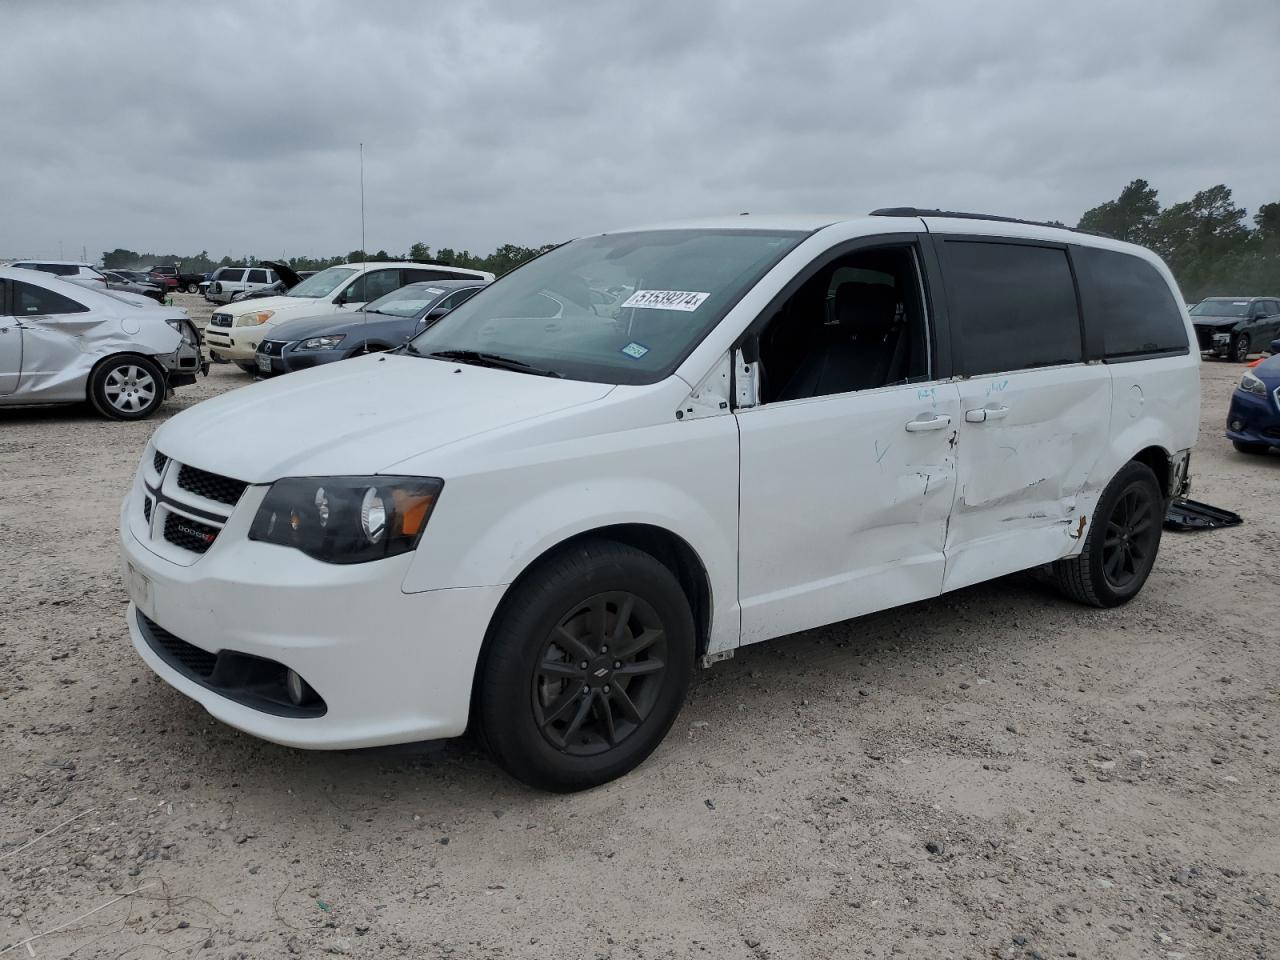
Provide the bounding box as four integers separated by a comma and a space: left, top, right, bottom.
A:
0, 266, 205, 420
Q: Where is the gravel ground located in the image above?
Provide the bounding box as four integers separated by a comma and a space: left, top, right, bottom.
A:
2, 297, 1277, 959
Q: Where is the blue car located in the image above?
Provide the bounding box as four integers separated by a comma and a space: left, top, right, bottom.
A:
254, 279, 487, 376
1226, 345, 1280, 455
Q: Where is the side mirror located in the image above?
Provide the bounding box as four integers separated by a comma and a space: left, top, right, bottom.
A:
420, 306, 450, 327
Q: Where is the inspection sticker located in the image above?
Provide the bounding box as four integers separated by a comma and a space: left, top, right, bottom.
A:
620, 341, 650, 359
622, 290, 710, 311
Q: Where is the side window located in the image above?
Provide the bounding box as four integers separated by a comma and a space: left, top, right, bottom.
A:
756, 244, 930, 403
942, 241, 1082, 376
344, 270, 402, 303
219, 268, 246, 282
246, 269, 269, 284
1075, 247, 1188, 358
444, 287, 481, 310
405, 269, 450, 283
14, 281, 88, 315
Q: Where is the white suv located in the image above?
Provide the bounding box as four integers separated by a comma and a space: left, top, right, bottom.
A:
202, 261, 494, 370
120, 211, 1199, 790
203, 266, 279, 305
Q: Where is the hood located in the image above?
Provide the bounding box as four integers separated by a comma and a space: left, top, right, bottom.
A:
151, 353, 615, 482
1191, 315, 1243, 327
262, 260, 302, 288
1251, 354, 1280, 382
268, 311, 412, 342
218, 294, 295, 316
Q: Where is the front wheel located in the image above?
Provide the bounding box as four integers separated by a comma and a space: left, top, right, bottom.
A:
185, 282, 199, 293
235, 362, 258, 374
476, 540, 694, 792
1050, 461, 1163, 607
88, 355, 166, 420
1232, 335, 1251, 362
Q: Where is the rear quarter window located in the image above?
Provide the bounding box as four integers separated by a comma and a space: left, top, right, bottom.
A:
1076, 247, 1188, 359
941, 240, 1084, 376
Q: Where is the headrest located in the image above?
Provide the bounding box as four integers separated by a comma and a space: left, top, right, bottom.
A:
834, 282, 899, 337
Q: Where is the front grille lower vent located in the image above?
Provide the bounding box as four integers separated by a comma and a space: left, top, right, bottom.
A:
143, 497, 152, 523
163, 512, 220, 553
139, 613, 217, 678
177, 464, 247, 506
153, 449, 168, 474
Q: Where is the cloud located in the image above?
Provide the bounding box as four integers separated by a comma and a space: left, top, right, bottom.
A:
2, 0, 1278, 261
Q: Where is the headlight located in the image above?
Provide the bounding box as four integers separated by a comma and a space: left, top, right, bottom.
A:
298, 334, 346, 351
1239, 371, 1268, 396
249, 476, 443, 564
238, 310, 274, 326
165, 318, 196, 345
1212, 332, 1231, 342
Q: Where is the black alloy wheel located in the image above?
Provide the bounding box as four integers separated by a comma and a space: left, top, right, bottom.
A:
1100, 485, 1159, 591
1232, 334, 1251, 362
532, 591, 668, 756
476, 539, 694, 792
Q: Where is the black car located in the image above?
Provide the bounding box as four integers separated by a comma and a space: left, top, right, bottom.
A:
254, 279, 487, 375
1190, 297, 1280, 362
103, 270, 167, 303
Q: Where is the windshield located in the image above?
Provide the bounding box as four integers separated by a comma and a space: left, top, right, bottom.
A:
408, 229, 805, 384
288, 266, 357, 298
365, 283, 447, 318
1191, 299, 1250, 317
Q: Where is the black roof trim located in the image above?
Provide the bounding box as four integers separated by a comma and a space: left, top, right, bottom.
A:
870, 207, 1099, 236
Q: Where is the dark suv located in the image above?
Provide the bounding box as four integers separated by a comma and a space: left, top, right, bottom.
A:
1190, 297, 1280, 362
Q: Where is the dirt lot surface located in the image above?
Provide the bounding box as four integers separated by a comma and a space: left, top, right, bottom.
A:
2, 300, 1277, 959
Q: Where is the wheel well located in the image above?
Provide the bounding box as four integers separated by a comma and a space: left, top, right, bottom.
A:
495, 524, 713, 659
85, 352, 162, 398
1131, 445, 1171, 498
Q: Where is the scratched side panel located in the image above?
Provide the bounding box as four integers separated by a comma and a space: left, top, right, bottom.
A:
943, 364, 1112, 592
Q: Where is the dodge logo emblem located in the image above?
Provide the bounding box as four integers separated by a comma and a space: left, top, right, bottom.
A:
593, 667, 610, 678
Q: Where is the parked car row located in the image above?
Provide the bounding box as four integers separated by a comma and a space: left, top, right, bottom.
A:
1190, 296, 1280, 362
203, 260, 493, 372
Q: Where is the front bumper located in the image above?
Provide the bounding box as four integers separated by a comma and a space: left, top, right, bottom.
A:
202, 326, 261, 361
119, 482, 505, 750
1226, 388, 1280, 448
255, 341, 343, 375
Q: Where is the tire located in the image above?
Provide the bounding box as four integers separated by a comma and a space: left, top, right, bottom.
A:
1233, 440, 1270, 455
88, 355, 166, 421
476, 539, 695, 792
235, 362, 258, 374
1050, 461, 1163, 608
1231, 335, 1251, 362
185, 282, 199, 294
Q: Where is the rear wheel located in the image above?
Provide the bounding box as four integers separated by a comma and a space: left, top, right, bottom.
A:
88, 355, 166, 420
1233, 440, 1270, 455
185, 282, 199, 294
1231, 334, 1251, 362
1051, 461, 1163, 608
476, 539, 694, 792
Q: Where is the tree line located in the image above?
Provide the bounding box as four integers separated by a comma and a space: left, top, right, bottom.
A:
1077, 181, 1278, 301
100, 242, 560, 278
101, 181, 1278, 302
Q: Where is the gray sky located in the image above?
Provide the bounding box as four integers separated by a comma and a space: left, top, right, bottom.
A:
3, 0, 1278, 262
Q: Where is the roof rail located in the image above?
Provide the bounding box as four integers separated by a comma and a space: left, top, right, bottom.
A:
869, 207, 1089, 234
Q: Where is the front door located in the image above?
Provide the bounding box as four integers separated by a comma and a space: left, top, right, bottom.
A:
0, 282, 22, 395
735, 240, 959, 645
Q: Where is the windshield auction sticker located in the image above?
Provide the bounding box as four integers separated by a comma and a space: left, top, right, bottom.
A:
622, 290, 710, 311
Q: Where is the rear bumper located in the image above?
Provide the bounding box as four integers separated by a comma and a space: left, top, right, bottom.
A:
1226, 389, 1280, 447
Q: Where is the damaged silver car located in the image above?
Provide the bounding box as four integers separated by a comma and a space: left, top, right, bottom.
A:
0, 266, 206, 420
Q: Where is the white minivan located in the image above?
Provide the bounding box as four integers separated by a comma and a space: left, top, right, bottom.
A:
120, 211, 1198, 790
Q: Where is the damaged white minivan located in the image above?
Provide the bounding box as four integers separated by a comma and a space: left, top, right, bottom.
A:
120, 210, 1198, 790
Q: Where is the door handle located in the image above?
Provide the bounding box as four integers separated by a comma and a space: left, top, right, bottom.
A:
965, 405, 1010, 423
905, 414, 952, 432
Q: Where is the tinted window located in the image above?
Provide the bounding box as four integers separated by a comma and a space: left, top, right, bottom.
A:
943, 241, 1082, 375
24, 263, 78, 276
405, 269, 451, 282
217, 268, 245, 282
343, 269, 402, 304
1076, 247, 1188, 358
246, 269, 269, 284
14, 281, 88, 315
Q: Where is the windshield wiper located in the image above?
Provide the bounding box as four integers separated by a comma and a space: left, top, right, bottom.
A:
421, 349, 562, 378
